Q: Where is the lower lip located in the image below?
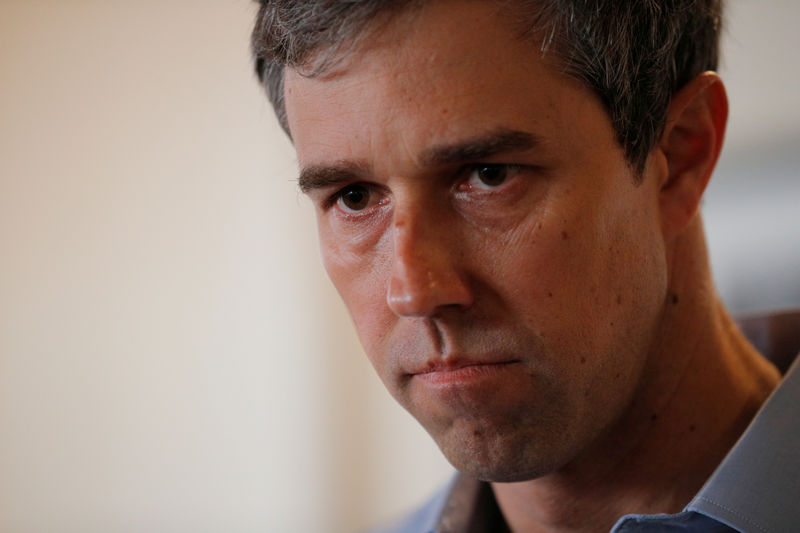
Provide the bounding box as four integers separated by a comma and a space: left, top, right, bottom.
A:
414, 362, 519, 386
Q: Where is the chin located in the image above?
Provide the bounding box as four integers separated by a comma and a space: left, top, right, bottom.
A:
434, 421, 576, 483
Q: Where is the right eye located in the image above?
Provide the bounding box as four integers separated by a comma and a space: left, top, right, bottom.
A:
333, 184, 374, 213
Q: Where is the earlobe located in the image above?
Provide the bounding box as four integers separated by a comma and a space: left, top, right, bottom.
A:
657, 72, 729, 239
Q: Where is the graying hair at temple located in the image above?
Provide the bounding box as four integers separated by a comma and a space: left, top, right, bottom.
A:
251, 0, 722, 175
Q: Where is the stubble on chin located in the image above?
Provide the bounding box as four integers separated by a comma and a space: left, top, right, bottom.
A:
417, 389, 584, 483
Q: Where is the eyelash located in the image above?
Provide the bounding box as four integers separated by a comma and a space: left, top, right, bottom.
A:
324, 183, 366, 210
322, 163, 526, 211
460, 163, 522, 189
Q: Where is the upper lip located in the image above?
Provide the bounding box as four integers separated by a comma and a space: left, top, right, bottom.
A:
410, 357, 518, 376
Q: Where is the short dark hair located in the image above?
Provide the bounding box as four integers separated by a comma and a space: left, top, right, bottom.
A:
251, 0, 722, 173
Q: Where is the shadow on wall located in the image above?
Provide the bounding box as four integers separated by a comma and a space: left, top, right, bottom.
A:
705, 130, 800, 315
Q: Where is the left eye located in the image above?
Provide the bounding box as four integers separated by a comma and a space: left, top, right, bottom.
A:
465, 164, 518, 190
336, 184, 371, 212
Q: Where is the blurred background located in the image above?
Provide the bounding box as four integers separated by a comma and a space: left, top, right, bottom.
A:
0, 1, 797, 532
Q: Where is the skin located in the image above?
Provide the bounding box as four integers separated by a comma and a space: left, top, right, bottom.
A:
282, 1, 780, 531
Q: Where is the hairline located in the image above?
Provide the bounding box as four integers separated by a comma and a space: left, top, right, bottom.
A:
257, 0, 720, 179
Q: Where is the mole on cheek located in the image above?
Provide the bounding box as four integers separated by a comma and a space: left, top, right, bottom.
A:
561, 231, 569, 240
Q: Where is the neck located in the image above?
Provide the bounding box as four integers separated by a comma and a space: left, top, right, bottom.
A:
492, 218, 780, 533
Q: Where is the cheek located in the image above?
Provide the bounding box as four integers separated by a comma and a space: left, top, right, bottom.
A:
490, 189, 667, 359
567, 200, 668, 392
486, 209, 577, 320
319, 224, 394, 359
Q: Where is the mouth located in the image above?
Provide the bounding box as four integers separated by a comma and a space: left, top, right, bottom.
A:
412, 360, 521, 386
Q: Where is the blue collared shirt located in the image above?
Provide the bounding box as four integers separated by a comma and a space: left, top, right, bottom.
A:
613, 354, 800, 532
374, 353, 800, 533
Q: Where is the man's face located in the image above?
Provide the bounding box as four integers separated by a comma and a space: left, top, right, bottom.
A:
284, 1, 670, 481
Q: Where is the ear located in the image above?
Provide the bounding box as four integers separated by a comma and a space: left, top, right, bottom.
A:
657, 72, 728, 240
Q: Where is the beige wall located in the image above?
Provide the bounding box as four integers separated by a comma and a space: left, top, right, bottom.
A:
0, 2, 450, 532
1, 1, 797, 532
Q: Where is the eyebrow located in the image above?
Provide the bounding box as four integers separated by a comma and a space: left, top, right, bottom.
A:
298, 160, 370, 194
297, 128, 540, 193
419, 128, 541, 166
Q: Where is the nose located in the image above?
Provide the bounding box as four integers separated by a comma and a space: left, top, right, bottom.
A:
386, 205, 473, 317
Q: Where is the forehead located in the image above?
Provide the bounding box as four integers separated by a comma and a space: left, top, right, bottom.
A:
283, 0, 606, 170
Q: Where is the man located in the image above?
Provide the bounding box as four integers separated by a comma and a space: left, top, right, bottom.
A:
251, 1, 799, 531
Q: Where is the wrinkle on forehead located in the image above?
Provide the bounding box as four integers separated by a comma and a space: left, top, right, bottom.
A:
284, 0, 601, 179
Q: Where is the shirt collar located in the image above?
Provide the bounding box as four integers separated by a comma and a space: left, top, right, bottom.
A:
684, 353, 800, 532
